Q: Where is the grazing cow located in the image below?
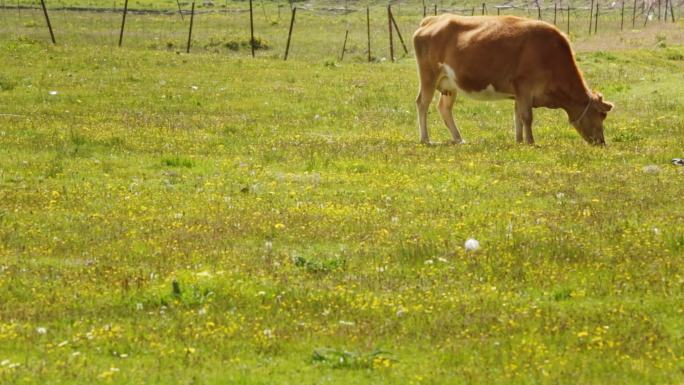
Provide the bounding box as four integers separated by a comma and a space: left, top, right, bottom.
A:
413, 15, 613, 145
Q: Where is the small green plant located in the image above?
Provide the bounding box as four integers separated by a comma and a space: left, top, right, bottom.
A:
312, 348, 396, 370
553, 288, 573, 301
665, 50, 684, 61
205, 35, 270, 51
162, 156, 194, 168
0, 74, 16, 91
612, 130, 642, 143
293, 255, 346, 274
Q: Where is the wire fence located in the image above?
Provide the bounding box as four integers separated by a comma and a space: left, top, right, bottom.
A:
0, 0, 682, 61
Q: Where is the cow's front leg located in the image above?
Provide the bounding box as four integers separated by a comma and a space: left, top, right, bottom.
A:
416, 86, 435, 144
438, 91, 465, 144
515, 99, 534, 145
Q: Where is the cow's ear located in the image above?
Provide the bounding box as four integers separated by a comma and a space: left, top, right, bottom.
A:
592, 92, 613, 112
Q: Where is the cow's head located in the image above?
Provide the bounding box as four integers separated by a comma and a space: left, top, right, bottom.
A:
572, 92, 613, 145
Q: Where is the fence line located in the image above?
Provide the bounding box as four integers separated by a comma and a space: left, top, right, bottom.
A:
3, 2, 680, 16
2, 1, 682, 62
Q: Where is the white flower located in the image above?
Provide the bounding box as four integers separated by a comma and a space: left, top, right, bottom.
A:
48, 90, 58, 95
464, 238, 480, 251
136, 303, 143, 311
36, 327, 47, 335
642, 165, 660, 174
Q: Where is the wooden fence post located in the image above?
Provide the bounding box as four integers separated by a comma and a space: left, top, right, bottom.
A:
390, 7, 408, 55
284, 7, 296, 60
632, 0, 637, 27
537, 2, 542, 19
387, 5, 394, 62
186, 1, 195, 53
340, 30, 349, 61
589, 0, 594, 34
644, 3, 653, 26
39, 0, 56, 45
434, 4, 437, 15
594, 1, 599, 33
554, 3, 558, 24
367, 6, 371, 62
176, 0, 184, 20
621, 1, 625, 29
118, 0, 128, 47
482, 3, 486, 15
249, 0, 255, 57
567, 6, 571, 34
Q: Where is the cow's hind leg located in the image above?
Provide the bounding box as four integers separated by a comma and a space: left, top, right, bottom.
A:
438, 92, 464, 144
416, 77, 436, 144
514, 102, 523, 143
515, 99, 534, 145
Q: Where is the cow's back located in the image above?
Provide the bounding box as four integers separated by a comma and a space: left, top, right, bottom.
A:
413, 15, 579, 98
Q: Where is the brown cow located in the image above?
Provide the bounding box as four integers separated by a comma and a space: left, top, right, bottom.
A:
413, 15, 613, 145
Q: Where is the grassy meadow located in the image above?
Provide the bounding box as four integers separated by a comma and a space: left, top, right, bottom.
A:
1, 2, 684, 384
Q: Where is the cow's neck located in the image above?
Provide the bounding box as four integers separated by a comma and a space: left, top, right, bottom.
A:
557, 81, 592, 123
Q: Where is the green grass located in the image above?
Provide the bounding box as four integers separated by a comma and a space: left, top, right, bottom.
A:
1, 7, 684, 385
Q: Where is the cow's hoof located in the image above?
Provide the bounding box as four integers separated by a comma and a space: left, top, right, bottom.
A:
449, 139, 466, 145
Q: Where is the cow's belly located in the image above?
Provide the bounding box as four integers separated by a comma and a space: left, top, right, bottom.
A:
437, 63, 514, 101
460, 84, 512, 101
